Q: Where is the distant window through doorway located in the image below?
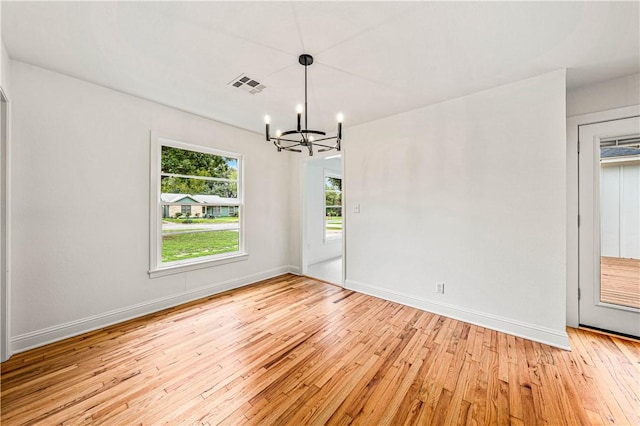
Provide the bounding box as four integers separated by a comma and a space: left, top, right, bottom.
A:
324, 174, 342, 241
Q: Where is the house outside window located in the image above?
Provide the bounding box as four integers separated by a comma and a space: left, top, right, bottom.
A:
150, 138, 246, 277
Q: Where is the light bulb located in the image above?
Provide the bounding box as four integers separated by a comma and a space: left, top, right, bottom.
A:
336, 113, 344, 123
309, 135, 315, 142
264, 115, 271, 124
276, 129, 282, 138
296, 104, 304, 114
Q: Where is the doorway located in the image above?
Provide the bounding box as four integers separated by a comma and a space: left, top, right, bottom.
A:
302, 155, 344, 286
578, 116, 640, 337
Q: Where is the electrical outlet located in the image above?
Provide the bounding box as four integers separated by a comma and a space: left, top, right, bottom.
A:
436, 282, 445, 294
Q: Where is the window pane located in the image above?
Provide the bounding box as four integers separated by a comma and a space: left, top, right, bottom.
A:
325, 213, 342, 239
161, 146, 237, 179
326, 191, 342, 207
325, 207, 342, 217
162, 230, 239, 262
155, 141, 243, 270
161, 176, 238, 199
599, 143, 640, 309
325, 175, 343, 240
325, 176, 342, 191
162, 211, 240, 262
162, 205, 239, 219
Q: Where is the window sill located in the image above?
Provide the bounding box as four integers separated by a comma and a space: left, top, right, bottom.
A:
149, 252, 249, 278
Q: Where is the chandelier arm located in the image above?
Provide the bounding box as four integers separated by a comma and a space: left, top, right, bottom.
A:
283, 147, 303, 152
281, 129, 325, 137
275, 137, 304, 144
280, 141, 304, 148
308, 136, 338, 143
312, 142, 337, 149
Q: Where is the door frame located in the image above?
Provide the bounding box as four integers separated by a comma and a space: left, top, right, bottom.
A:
300, 153, 346, 286
1, 86, 11, 362
566, 105, 640, 329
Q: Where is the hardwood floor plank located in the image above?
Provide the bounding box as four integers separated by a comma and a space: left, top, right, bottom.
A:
2, 274, 639, 425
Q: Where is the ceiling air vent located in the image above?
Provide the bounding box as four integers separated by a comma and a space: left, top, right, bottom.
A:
228, 74, 266, 95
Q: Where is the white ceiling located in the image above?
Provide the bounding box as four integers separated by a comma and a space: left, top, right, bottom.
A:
3, 1, 639, 135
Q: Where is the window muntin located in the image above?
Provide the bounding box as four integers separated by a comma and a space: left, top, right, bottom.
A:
324, 175, 342, 240
152, 140, 244, 272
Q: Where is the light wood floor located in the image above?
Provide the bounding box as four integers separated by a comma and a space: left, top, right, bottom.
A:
601, 256, 640, 309
1, 274, 639, 425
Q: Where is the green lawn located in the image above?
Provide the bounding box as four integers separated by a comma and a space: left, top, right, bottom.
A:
162, 230, 239, 263
164, 217, 239, 224
326, 217, 343, 230
162, 228, 207, 234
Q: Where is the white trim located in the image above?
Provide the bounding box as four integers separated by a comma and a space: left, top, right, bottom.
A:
345, 278, 571, 350
300, 161, 308, 276
600, 156, 640, 164
149, 135, 246, 275
11, 266, 294, 355
161, 172, 235, 183
566, 105, 640, 328
149, 253, 249, 278
0, 87, 11, 362
341, 150, 347, 287
288, 265, 302, 275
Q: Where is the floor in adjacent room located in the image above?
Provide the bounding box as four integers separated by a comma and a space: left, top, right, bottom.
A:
1, 274, 638, 425
306, 256, 342, 286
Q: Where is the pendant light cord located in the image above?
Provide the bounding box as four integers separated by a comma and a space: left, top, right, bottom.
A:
304, 64, 308, 131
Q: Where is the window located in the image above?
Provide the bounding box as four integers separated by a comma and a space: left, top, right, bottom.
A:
150, 138, 245, 276
324, 174, 342, 240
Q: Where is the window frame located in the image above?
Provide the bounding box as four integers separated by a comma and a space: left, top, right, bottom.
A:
149, 136, 247, 278
323, 171, 343, 243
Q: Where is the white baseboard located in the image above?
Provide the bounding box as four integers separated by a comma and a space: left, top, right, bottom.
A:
345, 279, 570, 350
287, 265, 302, 275
10, 266, 294, 355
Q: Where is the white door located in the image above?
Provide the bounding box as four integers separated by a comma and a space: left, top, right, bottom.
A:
579, 116, 640, 337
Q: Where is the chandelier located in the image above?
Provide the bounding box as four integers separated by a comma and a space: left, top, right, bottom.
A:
264, 54, 343, 156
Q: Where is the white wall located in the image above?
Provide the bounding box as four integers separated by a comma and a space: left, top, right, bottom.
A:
304, 157, 342, 266
567, 73, 640, 117
344, 70, 569, 348
9, 61, 292, 353
600, 162, 640, 259
1, 43, 8, 92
